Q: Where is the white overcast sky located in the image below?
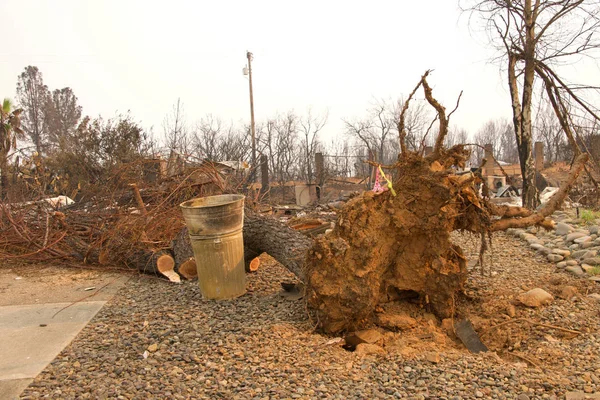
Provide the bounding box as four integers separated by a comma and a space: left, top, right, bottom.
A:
1, 0, 595, 144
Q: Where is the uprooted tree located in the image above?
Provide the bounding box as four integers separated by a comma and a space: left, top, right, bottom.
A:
221, 71, 588, 334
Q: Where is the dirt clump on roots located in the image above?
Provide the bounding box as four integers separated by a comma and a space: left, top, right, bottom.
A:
305, 150, 485, 334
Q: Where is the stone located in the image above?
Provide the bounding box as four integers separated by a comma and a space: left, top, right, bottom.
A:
566, 266, 585, 276
147, 343, 158, 353
425, 352, 441, 363
581, 264, 596, 273
590, 276, 600, 282
376, 313, 417, 331
404, 366, 412, 372
517, 394, 531, 400
582, 257, 600, 265
572, 250, 588, 259
556, 261, 567, 269
590, 225, 600, 235
570, 244, 581, 251
345, 329, 382, 347
517, 288, 554, 307
581, 242, 596, 249
582, 250, 598, 259
547, 254, 564, 262
588, 293, 600, 300
540, 247, 553, 255
558, 285, 578, 299
506, 304, 516, 317
574, 236, 593, 244
520, 233, 537, 241
555, 222, 573, 236
566, 232, 588, 242
566, 260, 579, 266
552, 249, 571, 257
354, 343, 385, 357
530, 243, 545, 251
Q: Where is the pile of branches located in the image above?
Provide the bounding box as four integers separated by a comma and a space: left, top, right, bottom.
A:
0, 161, 244, 271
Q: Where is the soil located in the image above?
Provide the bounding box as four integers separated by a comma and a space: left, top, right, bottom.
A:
305, 153, 478, 333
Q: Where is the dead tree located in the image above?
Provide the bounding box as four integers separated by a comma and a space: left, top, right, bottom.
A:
463, 0, 600, 208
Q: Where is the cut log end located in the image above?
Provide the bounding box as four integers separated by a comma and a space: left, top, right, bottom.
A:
156, 254, 180, 283
248, 257, 260, 272
178, 258, 198, 280
157, 254, 175, 273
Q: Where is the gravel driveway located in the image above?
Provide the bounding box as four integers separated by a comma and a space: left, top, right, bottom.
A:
20, 233, 600, 399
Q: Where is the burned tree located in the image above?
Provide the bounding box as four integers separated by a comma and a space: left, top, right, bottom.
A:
463, 0, 600, 208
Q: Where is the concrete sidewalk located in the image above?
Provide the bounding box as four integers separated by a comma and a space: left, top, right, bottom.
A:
0, 266, 128, 399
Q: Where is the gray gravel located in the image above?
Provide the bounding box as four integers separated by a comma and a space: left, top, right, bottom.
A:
21, 231, 600, 400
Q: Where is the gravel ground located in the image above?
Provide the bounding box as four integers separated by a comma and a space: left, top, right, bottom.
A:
20, 232, 600, 400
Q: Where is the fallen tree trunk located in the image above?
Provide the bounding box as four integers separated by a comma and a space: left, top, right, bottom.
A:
172, 210, 311, 279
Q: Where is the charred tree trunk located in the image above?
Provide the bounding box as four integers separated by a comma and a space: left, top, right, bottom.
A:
242, 211, 312, 279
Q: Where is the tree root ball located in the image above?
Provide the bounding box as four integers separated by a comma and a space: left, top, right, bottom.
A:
305, 156, 473, 334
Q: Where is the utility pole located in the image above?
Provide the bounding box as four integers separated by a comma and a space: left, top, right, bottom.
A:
246, 51, 257, 182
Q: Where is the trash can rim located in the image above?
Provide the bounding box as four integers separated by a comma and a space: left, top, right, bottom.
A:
180, 194, 245, 209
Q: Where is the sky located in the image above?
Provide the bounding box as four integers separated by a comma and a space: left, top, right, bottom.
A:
1, 0, 593, 145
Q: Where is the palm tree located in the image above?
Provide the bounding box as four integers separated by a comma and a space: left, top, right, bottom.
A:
1, 98, 24, 199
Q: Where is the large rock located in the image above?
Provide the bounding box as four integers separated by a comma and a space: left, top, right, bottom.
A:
354, 343, 386, 356
345, 329, 382, 347
572, 250, 589, 259
547, 254, 564, 262
589, 225, 600, 235
574, 236, 592, 244
581, 264, 595, 274
582, 257, 600, 265
552, 249, 571, 257
555, 222, 573, 236
566, 265, 585, 276
517, 288, 554, 307
530, 243, 545, 251
566, 232, 588, 242
582, 250, 598, 259
376, 313, 418, 331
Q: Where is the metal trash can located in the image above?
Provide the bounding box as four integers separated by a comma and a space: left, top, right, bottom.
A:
180, 194, 246, 299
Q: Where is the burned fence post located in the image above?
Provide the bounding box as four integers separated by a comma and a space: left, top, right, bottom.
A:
260, 154, 269, 196
315, 152, 325, 200
534, 142, 544, 171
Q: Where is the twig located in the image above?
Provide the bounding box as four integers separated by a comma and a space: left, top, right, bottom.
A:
129, 183, 147, 215
399, 71, 429, 155
509, 351, 542, 369
52, 276, 126, 318
42, 212, 50, 248
481, 318, 581, 337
